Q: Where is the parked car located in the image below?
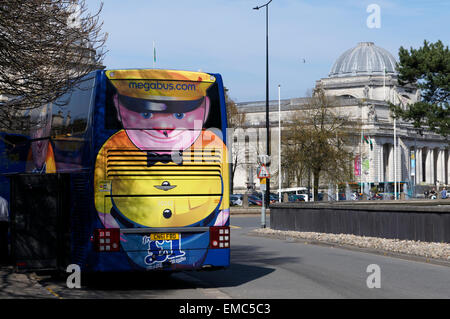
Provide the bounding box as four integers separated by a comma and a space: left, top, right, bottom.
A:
248, 194, 262, 206
252, 192, 276, 204
288, 194, 305, 202
269, 193, 279, 203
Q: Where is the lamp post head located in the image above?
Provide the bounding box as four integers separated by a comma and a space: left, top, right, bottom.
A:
253, 0, 272, 10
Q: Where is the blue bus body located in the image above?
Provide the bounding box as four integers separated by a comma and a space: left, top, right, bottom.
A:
0, 69, 230, 272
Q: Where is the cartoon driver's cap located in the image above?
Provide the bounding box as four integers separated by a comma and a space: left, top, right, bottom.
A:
106, 69, 215, 113
116, 95, 205, 114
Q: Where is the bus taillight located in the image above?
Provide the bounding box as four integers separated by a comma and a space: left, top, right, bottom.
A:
94, 228, 120, 252
209, 226, 230, 249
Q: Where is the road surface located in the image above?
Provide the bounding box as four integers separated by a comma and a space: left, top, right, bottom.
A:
1, 215, 449, 299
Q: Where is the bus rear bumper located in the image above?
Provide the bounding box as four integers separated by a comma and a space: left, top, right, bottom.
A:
85, 247, 230, 272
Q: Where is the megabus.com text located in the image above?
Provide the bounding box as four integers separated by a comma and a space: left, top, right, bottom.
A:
129, 81, 196, 92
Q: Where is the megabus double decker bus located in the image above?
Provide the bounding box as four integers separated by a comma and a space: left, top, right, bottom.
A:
0, 69, 230, 272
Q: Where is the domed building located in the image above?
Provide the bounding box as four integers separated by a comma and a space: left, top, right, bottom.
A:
317, 42, 417, 103
232, 42, 449, 199
330, 42, 397, 77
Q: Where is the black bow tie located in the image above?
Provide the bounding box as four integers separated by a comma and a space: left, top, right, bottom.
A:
147, 152, 183, 167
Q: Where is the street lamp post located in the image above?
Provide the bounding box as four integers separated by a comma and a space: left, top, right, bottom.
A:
253, 0, 272, 207
278, 84, 281, 203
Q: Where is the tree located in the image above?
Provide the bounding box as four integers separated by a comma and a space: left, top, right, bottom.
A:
390, 40, 449, 137
0, 0, 107, 128
282, 88, 356, 200
225, 88, 246, 192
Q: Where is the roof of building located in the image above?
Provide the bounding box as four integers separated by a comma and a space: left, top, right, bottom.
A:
329, 42, 398, 78
235, 96, 384, 114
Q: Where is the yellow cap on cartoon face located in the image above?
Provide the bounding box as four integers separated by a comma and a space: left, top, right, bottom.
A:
106, 69, 215, 102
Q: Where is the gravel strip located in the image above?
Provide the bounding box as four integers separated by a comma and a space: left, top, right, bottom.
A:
252, 228, 450, 261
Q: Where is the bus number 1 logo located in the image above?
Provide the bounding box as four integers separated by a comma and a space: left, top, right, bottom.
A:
142, 236, 186, 266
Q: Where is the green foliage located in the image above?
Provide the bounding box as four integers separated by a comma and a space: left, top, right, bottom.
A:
390, 40, 449, 137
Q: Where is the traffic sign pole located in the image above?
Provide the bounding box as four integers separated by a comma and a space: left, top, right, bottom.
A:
261, 189, 266, 228
258, 169, 269, 229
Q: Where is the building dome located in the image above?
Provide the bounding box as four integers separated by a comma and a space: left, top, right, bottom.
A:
329, 42, 398, 78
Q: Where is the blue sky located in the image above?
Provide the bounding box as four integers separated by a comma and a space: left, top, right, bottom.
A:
86, 0, 449, 102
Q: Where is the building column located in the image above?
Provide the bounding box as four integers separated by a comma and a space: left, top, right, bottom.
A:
396, 142, 403, 182
425, 148, 435, 184
445, 149, 450, 184
378, 142, 384, 183
416, 148, 422, 184
388, 144, 394, 182
424, 149, 432, 184
437, 149, 445, 185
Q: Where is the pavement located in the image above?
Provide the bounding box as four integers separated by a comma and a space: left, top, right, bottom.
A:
231, 199, 450, 214
0, 207, 262, 299
0, 266, 56, 299
230, 206, 270, 215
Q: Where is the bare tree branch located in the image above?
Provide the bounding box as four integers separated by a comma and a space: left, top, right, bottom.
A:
225, 88, 246, 191
0, 0, 107, 130
281, 88, 358, 198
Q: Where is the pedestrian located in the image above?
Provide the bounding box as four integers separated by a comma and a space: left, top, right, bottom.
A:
0, 196, 9, 265
441, 188, 447, 199
430, 188, 437, 200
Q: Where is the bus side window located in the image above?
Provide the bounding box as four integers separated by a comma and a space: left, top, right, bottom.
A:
51, 76, 95, 137
104, 79, 122, 130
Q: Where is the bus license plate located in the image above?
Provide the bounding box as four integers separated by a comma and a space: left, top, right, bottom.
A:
150, 233, 179, 241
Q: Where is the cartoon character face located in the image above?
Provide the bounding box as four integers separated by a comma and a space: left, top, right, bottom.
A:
114, 95, 210, 153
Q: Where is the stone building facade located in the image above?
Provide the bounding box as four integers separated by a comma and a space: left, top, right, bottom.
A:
232, 42, 449, 196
